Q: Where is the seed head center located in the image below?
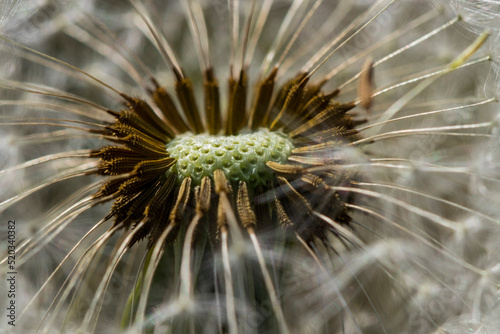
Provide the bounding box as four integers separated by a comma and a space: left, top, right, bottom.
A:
166, 129, 294, 186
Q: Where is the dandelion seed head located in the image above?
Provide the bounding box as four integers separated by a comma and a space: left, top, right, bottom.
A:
2, 0, 500, 333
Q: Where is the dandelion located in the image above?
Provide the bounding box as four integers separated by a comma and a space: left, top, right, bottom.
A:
1, 0, 500, 333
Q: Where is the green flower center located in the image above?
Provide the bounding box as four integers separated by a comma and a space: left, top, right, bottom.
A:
166, 129, 294, 186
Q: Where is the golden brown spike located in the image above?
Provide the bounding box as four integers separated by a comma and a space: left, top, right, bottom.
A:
266, 161, 304, 175
118, 110, 170, 142
297, 89, 339, 120
274, 197, 293, 230
144, 174, 176, 218
300, 173, 324, 188
270, 77, 309, 130
289, 102, 356, 138
91, 146, 141, 161
93, 178, 124, 199
237, 181, 256, 228
169, 177, 192, 226
287, 155, 335, 166
116, 176, 153, 197
358, 57, 374, 112
146, 174, 178, 246
131, 157, 176, 177
121, 95, 174, 138
107, 194, 139, 223
130, 176, 175, 246
291, 140, 343, 154
114, 133, 167, 156
97, 157, 144, 176
249, 67, 277, 130
213, 170, 231, 237
107, 122, 159, 141
196, 176, 212, 214
226, 69, 248, 135
277, 176, 313, 213
204, 68, 222, 134
214, 169, 230, 194
175, 73, 204, 134
304, 127, 358, 144
298, 81, 326, 110
268, 73, 307, 123
216, 196, 228, 235
121, 180, 163, 226
105, 124, 168, 156
149, 81, 190, 133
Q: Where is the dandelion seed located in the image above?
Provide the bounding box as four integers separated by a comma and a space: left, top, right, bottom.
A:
1, 1, 500, 333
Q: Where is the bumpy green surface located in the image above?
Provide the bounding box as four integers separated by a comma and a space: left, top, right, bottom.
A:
166, 130, 294, 186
